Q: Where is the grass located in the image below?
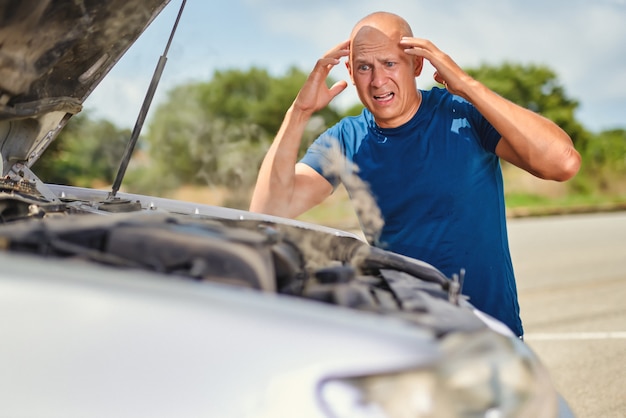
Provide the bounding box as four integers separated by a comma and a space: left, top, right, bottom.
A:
506, 192, 626, 208
298, 178, 626, 230
296, 185, 360, 229
296, 184, 626, 230
167, 170, 626, 231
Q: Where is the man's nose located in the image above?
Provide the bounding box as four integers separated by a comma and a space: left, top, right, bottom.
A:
371, 66, 387, 88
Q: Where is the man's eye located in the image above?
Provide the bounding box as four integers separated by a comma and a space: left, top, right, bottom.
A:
385, 61, 396, 68
358, 64, 371, 72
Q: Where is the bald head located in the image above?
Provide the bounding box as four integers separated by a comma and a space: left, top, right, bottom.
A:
350, 12, 413, 42
345, 12, 423, 128
348, 12, 414, 68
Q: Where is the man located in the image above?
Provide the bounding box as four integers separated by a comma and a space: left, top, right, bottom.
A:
249, 11, 581, 337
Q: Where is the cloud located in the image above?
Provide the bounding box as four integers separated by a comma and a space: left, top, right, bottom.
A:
83, 0, 626, 132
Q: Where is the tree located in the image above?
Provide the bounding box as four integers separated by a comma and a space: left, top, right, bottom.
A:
145, 81, 270, 202
32, 112, 131, 187
341, 103, 365, 118
587, 129, 626, 170
466, 62, 590, 151
142, 67, 343, 207
582, 128, 626, 193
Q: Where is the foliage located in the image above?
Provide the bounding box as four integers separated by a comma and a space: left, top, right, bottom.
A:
32, 62, 625, 208
140, 67, 343, 207
466, 62, 590, 151
576, 128, 626, 194
585, 129, 626, 172
32, 112, 131, 187
341, 103, 365, 118
465, 62, 626, 197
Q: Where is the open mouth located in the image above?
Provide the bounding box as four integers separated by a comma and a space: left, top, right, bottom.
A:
374, 92, 394, 103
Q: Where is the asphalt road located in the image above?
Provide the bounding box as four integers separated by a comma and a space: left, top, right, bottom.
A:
507, 212, 626, 418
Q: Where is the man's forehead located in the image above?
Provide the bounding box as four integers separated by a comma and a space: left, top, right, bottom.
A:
351, 25, 404, 57
351, 24, 403, 43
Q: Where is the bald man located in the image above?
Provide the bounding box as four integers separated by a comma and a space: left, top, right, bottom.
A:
249, 11, 581, 338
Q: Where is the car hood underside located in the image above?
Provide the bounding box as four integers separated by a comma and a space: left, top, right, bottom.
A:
0, 0, 170, 175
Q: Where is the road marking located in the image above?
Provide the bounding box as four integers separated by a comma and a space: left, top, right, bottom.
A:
525, 332, 626, 341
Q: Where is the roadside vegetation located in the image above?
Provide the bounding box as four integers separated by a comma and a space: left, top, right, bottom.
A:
34, 62, 626, 229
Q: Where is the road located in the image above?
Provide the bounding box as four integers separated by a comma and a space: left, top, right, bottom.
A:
507, 212, 626, 418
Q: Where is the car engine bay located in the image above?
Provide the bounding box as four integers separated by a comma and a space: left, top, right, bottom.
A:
0, 182, 485, 338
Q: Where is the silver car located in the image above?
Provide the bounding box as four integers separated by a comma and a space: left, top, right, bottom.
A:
0, 1, 573, 417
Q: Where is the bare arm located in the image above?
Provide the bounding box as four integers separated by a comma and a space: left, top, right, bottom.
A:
401, 37, 581, 181
249, 106, 334, 218
249, 41, 350, 217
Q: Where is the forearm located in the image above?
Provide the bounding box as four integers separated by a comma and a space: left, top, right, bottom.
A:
250, 40, 349, 216
399, 37, 580, 181
461, 78, 581, 181
249, 105, 310, 216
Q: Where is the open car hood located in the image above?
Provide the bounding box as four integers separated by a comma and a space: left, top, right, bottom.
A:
0, 0, 170, 176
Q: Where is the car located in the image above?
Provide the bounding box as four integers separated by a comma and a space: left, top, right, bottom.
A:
0, 1, 574, 417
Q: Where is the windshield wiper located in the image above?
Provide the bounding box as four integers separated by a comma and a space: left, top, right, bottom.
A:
108, 0, 187, 200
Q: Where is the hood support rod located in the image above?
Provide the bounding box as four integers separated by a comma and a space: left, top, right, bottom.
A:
109, 0, 187, 199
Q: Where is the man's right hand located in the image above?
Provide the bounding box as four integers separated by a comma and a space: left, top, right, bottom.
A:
293, 40, 350, 116
249, 42, 348, 217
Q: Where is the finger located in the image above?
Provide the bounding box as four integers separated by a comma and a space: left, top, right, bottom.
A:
312, 57, 344, 74
325, 40, 350, 59
399, 37, 438, 59
334, 39, 350, 51
399, 36, 429, 49
316, 50, 349, 73
328, 80, 348, 98
317, 57, 342, 67
400, 36, 436, 46
399, 36, 418, 46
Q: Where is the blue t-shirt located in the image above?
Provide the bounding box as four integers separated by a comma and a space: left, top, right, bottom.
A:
300, 87, 523, 336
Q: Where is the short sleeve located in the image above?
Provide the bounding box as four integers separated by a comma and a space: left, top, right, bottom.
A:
466, 100, 502, 154
299, 130, 343, 189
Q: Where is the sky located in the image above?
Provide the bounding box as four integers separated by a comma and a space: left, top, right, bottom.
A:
84, 0, 626, 133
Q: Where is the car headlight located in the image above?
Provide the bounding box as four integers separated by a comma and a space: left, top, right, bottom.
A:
318, 330, 558, 418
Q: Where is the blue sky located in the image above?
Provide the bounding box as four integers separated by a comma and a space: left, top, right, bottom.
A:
84, 0, 626, 133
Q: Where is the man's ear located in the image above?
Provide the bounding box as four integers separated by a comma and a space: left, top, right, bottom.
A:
345, 60, 355, 84
414, 56, 424, 77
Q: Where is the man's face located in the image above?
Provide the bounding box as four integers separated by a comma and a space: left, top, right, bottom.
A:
347, 26, 422, 128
